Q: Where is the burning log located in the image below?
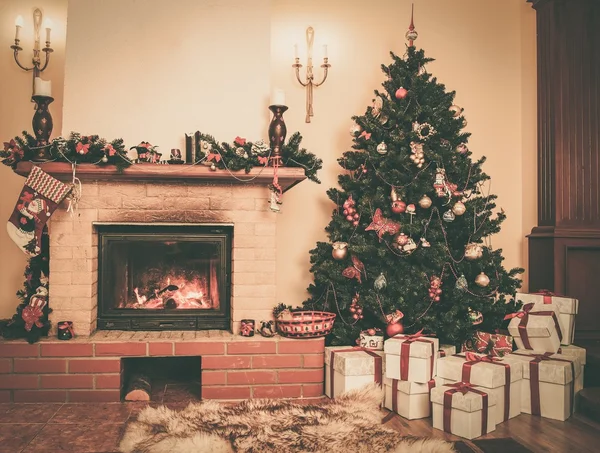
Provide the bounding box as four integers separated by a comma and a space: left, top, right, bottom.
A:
124, 373, 152, 401
165, 298, 178, 309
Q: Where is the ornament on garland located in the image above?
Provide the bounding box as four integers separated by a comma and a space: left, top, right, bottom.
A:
349, 293, 364, 320
251, 139, 270, 156
475, 272, 490, 287
390, 187, 406, 214
433, 167, 452, 198
342, 255, 366, 283
456, 143, 469, 154
342, 195, 360, 226
395, 87, 408, 99
403, 237, 417, 252
413, 122, 436, 141
452, 201, 466, 216
420, 237, 431, 248
449, 105, 464, 118
468, 308, 484, 325
331, 242, 348, 260
210, 163, 217, 171
409, 141, 425, 168
418, 195, 432, 209
442, 210, 455, 222
393, 232, 409, 247
374, 273, 387, 291
365, 208, 401, 241
385, 309, 405, 336
406, 204, 416, 223
376, 142, 388, 155
76, 142, 89, 155
465, 243, 484, 261
428, 276, 442, 302
456, 274, 468, 292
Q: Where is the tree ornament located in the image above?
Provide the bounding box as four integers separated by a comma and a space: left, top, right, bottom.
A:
393, 233, 409, 247
418, 195, 432, 209
376, 142, 388, 155
406, 203, 416, 216
350, 123, 362, 136
342, 255, 366, 283
405, 4, 418, 45
371, 96, 384, 118
235, 147, 245, 157
403, 237, 417, 252
386, 321, 404, 337
390, 187, 399, 202
210, 163, 217, 171
455, 274, 468, 291
456, 143, 469, 154
374, 273, 387, 291
243, 151, 249, 159
428, 276, 442, 302
434, 167, 450, 198
442, 210, 455, 222
475, 272, 490, 287
420, 237, 431, 248
413, 122, 436, 141
331, 242, 348, 260
391, 200, 406, 214
452, 201, 466, 216
449, 105, 464, 118
365, 208, 401, 241
349, 293, 364, 320
468, 308, 483, 325
409, 141, 425, 167
101, 155, 108, 163
342, 195, 359, 226
395, 87, 408, 99
465, 243, 484, 261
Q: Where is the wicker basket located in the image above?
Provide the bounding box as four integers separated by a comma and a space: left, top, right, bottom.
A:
276, 311, 336, 338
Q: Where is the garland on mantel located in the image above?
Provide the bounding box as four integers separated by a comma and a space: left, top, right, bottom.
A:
1, 131, 323, 183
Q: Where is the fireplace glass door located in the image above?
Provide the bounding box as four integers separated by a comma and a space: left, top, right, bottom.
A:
96, 224, 231, 330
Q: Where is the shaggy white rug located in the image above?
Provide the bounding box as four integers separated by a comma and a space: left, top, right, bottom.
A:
119, 383, 455, 453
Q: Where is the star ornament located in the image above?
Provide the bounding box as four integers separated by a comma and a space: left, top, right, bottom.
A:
365, 208, 401, 241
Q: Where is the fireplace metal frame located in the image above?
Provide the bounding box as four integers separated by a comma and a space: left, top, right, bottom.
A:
95, 223, 232, 331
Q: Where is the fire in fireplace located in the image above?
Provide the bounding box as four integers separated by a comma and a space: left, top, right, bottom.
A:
96, 224, 232, 331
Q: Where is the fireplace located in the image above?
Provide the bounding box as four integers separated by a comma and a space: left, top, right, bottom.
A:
96, 224, 232, 331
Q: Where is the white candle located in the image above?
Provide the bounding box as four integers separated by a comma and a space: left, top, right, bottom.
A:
43, 18, 52, 44
15, 15, 23, 41
33, 77, 52, 97
270, 88, 286, 106
323, 45, 328, 59
294, 44, 299, 59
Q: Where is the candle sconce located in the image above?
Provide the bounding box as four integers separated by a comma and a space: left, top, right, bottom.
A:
292, 27, 331, 123
10, 8, 54, 160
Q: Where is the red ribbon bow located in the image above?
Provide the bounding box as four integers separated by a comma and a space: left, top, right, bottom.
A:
258, 156, 269, 165
443, 382, 489, 436
503, 302, 534, 320
505, 303, 562, 349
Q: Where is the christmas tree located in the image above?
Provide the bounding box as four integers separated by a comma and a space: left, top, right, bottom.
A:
303, 18, 523, 347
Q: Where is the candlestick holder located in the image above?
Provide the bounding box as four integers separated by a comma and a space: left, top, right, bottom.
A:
31, 95, 54, 160
293, 26, 331, 123
268, 105, 288, 164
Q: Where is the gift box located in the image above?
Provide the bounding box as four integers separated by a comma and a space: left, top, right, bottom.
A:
384, 376, 441, 420
506, 303, 563, 353
359, 330, 384, 351
438, 344, 456, 359
324, 346, 383, 399
463, 331, 513, 357
431, 382, 497, 440
510, 349, 581, 421
384, 331, 439, 384
517, 292, 579, 345
558, 344, 586, 394
436, 352, 522, 422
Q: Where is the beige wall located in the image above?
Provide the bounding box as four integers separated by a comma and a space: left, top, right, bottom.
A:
0, 0, 537, 319
0, 0, 68, 318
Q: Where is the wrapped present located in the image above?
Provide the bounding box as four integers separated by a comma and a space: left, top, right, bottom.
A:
462, 331, 513, 357
436, 352, 522, 422
359, 329, 384, 351
384, 330, 439, 383
324, 346, 383, 399
438, 344, 456, 359
558, 344, 586, 393
383, 376, 440, 420
506, 303, 563, 353
516, 291, 578, 345
431, 382, 497, 440
510, 349, 581, 421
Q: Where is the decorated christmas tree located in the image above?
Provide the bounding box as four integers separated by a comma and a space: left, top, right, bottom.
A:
303, 17, 523, 347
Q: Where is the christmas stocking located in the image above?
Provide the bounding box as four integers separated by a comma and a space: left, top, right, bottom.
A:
7, 166, 71, 256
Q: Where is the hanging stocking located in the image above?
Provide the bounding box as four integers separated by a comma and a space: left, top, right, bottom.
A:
7, 166, 71, 256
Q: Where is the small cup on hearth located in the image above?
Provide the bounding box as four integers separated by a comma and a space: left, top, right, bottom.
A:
240, 319, 255, 337
57, 321, 75, 340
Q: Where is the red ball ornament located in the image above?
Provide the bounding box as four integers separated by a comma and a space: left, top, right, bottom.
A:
367, 328, 376, 336
359, 314, 364, 319
346, 215, 354, 221
395, 87, 408, 99
356, 308, 363, 314
343, 209, 349, 216
343, 201, 351, 209
352, 313, 359, 320
352, 221, 359, 227
362, 168, 368, 174
391, 200, 407, 214
434, 296, 440, 302
386, 321, 404, 337
349, 306, 357, 313
353, 213, 359, 220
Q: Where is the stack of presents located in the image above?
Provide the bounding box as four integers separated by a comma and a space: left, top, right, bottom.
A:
324, 291, 583, 440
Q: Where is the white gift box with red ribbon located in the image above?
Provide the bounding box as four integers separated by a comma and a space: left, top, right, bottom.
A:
506, 303, 562, 353
324, 346, 384, 399
384, 331, 439, 384
558, 345, 586, 397
383, 376, 442, 420
516, 292, 578, 345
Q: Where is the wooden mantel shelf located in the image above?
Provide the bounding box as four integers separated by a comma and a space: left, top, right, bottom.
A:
15, 161, 307, 192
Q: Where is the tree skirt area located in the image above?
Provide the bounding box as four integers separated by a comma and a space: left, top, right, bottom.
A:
119, 384, 455, 453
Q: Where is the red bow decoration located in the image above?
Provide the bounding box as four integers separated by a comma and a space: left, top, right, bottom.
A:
104, 144, 116, 156
503, 302, 534, 320
234, 136, 247, 146
207, 152, 221, 162
258, 156, 269, 165
240, 321, 254, 336
22, 305, 44, 331
359, 131, 371, 140
365, 208, 401, 241
342, 255, 366, 283
446, 381, 477, 395
395, 328, 429, 342
76, 142, 90, 155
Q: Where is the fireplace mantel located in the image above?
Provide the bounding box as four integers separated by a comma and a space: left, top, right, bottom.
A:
15, 162, 307, 192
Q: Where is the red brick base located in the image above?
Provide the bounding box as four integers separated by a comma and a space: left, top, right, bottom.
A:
0, 333, 325, 402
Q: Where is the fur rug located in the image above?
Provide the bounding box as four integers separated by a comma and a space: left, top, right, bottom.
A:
119, 383, 455, 453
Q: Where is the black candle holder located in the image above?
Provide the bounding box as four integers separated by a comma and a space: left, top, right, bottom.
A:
57, 321, 74, 340
268, 105, 288, 163
31, 95, 54, 161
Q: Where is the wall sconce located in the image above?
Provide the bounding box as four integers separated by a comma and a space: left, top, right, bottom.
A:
292, 27, 330, 123
10, 8, 54, 160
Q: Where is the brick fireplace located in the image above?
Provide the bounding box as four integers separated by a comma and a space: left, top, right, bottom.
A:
0, 162, 325, 403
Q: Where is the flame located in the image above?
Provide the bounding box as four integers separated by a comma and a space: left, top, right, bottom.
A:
130, 276, 211, 310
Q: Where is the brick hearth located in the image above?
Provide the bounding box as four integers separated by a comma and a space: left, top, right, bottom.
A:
0, 332, 324, 403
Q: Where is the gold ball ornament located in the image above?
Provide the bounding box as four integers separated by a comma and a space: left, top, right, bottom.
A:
331, 242, 348, 260
394, 233, 409, 247
475, 272, 490, 287
210, 163, 217, 171
465, 243, 484, 261
376, 142, 388, 155
452, 201, 466, 216
449, 105, 464, 118
418, 195, 432, 209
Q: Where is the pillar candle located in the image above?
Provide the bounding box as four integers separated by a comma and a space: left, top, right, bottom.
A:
33, 77, 52, 97
270, 88, 286, 106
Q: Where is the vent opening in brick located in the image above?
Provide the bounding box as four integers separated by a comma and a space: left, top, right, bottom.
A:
96, 224, 232, 331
